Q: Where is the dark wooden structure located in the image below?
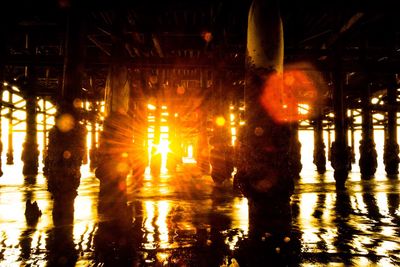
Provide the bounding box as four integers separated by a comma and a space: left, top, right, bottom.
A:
0, 0, 400, 198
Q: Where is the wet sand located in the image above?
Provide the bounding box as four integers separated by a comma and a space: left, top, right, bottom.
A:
0, 162, 399, 266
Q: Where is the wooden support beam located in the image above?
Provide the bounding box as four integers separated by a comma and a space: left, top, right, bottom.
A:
359, 84, 377, 179
331, 65, 350, 189
384, 81, 399, 175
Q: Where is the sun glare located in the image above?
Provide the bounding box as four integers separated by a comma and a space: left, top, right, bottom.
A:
215, 116, 226, 126
0, 88, 394, 180
156, 139, 170, 156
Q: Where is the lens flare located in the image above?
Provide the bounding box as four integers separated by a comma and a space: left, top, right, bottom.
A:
73, 98, 82, 108
63, 150, 71, 159
155, 140, 170, 156
147, 103, 156, 110
259, 66, 320, 123
201, 31, 213, 43
215, 116, 226, 127
56, 113, 75, 132
176, 86, 185, 95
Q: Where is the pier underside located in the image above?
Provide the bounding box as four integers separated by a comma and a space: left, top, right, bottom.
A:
0, 0, 400, 266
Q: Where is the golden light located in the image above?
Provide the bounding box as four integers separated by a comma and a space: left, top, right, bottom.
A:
371, 97, 379, 104
116, 162, 129, 173
260, 69, 318, 122
201, 31, 213, 43
231, 136, 237, 146
144, 201, 155, 245
156, 201, 170, 248
187, 144, 193, 158
73, 98, 83, 108
215, 116, 226, 126
176, 85, 185, 95
156, 252, 170, 263
155, 139, 170, 156
284, 74, 295, 86
63, 150, 71, 159
147, 103, 156, 110
298, 103, 310, 115
56, 113, 75, 132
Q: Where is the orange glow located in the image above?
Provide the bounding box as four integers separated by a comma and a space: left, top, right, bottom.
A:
215, 116, 226, 126
73, 98, 83, 108
201, 31, 213, 43
176, 86, 185, 95
155, 140, 170, 156
63, 150, 71, 159
118, 181, 126, 191
260, 69, 318, 123
147, 103, 156, 110
284, 74, 295, 86
56, 113, 75, 132
116, 162, 129, 173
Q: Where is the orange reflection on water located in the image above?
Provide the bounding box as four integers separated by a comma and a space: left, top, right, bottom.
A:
156, 201, 171, 249
225, 197, 249, 251
231, 197, 249, 236
144, 201, 156, 249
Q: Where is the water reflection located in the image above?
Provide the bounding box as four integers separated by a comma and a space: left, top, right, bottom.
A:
234, 198, 300, 267
295, 180, 400, 266
46, 195, 77, 267
95, 189, 134, 266
0, 165, 400, 266
332, 190, 357, 265
387, 193, 400, 225
19, 176, 40, 262
205, 187, 232, 266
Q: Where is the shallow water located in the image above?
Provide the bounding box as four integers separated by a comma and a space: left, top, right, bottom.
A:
0, 161, 399, 266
